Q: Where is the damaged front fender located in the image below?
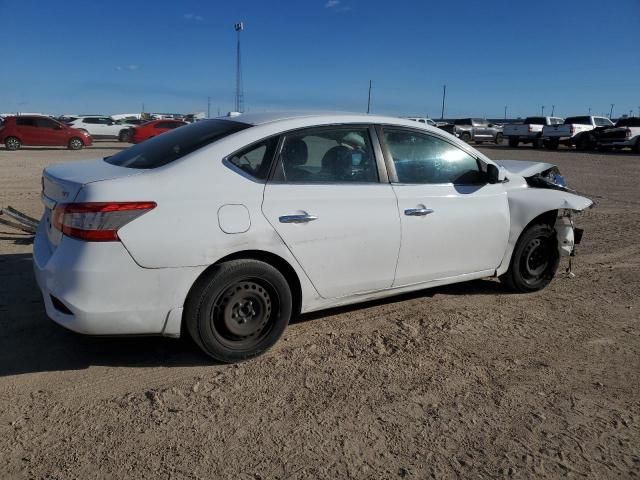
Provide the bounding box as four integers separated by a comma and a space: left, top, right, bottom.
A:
496, 188, 593, 276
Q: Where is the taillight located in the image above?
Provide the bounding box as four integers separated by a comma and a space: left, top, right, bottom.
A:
625, 128, 632, 139
52, 202, 156, 242
528, 125, 533, 133
570, 125, 576, 135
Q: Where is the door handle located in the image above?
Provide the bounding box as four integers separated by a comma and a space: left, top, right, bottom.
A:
279, 213, 318, 224
404, 207, 434, 216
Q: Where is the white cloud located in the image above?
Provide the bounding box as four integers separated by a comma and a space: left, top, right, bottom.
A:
115, 65, 138, 71
127, 65, 138, 71
325, 0, 340, 7
183, 13, 204, 21
115, 66, 122, 71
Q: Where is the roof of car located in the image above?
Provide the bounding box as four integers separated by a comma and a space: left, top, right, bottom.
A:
220, 111, 432, 127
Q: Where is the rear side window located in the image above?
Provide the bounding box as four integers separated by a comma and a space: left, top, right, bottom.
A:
104, 119, 250, 169
524, 117, 546, 125
454, 119, 471, 125
16, 117, 37, 127
226, 137, 279, 180
617, 118, 640, 127
565, 116, 592, 125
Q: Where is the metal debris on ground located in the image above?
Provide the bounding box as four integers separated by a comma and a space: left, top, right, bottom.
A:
0, 206, 38, 235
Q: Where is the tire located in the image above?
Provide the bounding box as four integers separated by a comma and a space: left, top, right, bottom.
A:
4, 136, 21, 151
68, 137, 84, 150
460, 132, 471, 143
500, 223, 560, 293
118, 129, 132, 142
575, 134, 593, 151
494, 132, 503, 145
633, 138, 640, 153
546, 139, 559, 150
508, 137, 519, 148
185, 259, 293, 363
532, 136, 543, 148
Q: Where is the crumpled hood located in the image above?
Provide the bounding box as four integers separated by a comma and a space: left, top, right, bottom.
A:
494, 160, 555, 178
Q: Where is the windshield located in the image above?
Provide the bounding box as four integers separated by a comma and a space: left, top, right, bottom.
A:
104, 119, 251, 169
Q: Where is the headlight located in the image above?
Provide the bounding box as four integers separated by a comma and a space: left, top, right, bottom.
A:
543, 167, 567, 188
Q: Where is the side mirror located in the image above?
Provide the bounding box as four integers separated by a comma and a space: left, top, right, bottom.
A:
55, 124, 63, 130
486, 164, 501, 184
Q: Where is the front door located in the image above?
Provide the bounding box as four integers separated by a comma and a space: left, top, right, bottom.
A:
262, 126, 401, 299
380, 127, 510, 286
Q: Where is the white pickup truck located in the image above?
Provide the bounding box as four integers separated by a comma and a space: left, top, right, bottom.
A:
542, 115, 614, 150
503, 116, 564, 148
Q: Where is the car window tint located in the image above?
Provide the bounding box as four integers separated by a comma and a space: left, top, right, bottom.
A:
274, 128, 378, 183
227, 136, 279, 180
34, 118, 57, 128
384, 129, 483, 185
104, 119, 250, 169
16, 117, 37, 127
565, 116, 591, 125
524, 117, 546, 125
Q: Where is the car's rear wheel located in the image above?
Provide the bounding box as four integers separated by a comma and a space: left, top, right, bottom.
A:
118, 129, 132, 142
633, 138, 640, 153
500, 223, 560, 293
532, 136, 543, 148
460, 132, 471, 143
508, 137, 519, 148
494, 132, 503, 144
185, 259, 293, 363
546, 139, 559, 150
4, 136, 21, 151
68, 137, 84, 150
575, 134, 593, 151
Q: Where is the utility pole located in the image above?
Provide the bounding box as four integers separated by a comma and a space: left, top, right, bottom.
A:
218, 107, 221, 117
141, 102, 145, 114
551, 105, 555, 116
367, 80, 372, 114
504, 105, 507, 120
207, 97, 211, 118
609, 103, 614, 119
440, 84, 446, 120
541, 105, 545, 116
234, 22, 244, 113
588, 107, 591, 115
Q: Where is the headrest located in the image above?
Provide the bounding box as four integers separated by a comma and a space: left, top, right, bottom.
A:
282, 138, 308, 166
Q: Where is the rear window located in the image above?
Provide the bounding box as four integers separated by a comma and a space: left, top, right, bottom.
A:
523, 117, 546, 125
564, 116, 592, 125
453, 118, 472, 125
104, 119, 251, 169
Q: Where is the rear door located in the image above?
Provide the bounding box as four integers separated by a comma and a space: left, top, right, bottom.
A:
15, 117, 39, 145
34, 117, 65, 145
262, 125, 401, 298
379, 127, 509, 286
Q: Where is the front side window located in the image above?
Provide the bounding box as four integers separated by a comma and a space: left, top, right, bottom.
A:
34, 118, 58, 129
104, 119, 250, 169
273, 127, 378, 183
383, 129, 484, 185
227, 136, 279, 180
16, 117, 37, 127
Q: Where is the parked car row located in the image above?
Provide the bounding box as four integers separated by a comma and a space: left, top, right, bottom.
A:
0, 114, 188, 150
438, 118, 504, 144
503, 116, 564, 148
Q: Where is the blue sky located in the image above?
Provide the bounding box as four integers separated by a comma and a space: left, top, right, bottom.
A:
1, 0, 638, 118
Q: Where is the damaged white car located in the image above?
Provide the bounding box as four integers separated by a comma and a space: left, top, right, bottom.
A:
34, 112, 592, 362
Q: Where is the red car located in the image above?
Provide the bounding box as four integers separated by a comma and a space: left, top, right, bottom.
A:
130, 120, 187, 144
0, 115, 92, 150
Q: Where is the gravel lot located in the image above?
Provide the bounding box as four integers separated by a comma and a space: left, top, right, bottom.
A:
1, 141, 639, 479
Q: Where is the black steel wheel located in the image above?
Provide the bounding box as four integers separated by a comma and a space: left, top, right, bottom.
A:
500, 223, 560, 292
508, 137, 519, 148
494, 132, 503, 144
460, 132, 471, 143
118, 129, 132, 142
546, 139, 559, 150
185, 259, 293, 363
575, 134, 593, 151
532, 136, 543, 148
68, 137, 83, 150
5, 136, 21, 151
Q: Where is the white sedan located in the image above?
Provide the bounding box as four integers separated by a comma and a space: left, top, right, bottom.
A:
34, 112, 592, 362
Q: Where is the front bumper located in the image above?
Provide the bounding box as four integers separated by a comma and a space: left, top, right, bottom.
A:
33, 222, 199, 336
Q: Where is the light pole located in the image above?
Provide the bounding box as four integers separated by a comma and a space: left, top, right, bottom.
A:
609, 103, 614, 119
588, 107, 591, 115
541, 105, 545, 116
440, 84, 446, 120
367, 80, 372, 114
207, 96, 210, 118
504, 105, 507, 120
551, 105, 555, 116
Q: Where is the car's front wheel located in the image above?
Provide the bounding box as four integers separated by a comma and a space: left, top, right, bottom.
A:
460, 132, 471, 143
185, 260, 293, 363
494, 132, 503, 144
68, 137, 84, 150
4, 136, 21, 150
500, 223, 560, 293
118, 129, 132, 142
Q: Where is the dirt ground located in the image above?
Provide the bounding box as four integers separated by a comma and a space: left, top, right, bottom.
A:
0, 141, 638, 479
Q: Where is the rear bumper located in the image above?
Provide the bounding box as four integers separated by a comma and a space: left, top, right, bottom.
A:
597, 138, 635, 147
32, 222, 201, 336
